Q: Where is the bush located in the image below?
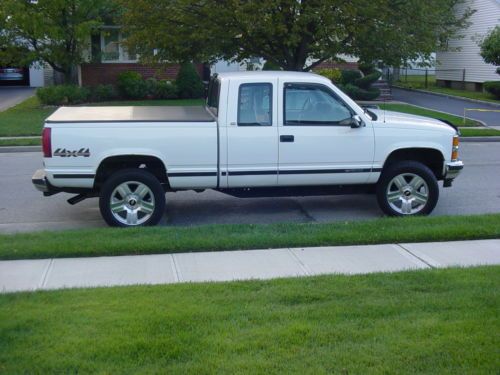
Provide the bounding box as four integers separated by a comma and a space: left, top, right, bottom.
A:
316, 68, 342, 83
358, 62, 376, 75
36, 85, 90, 105
117, 71, 148, 99
484, 81, 500, 99
340, 70, 362, 85
262, 60, 282, 70
148, 79, 178, 99
176, 62, 204, 99
89, 84, 118, 102
338, 83, 380, 101
354, 71, 382, 89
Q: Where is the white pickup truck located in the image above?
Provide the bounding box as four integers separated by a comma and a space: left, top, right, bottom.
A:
33, 71, 463, 227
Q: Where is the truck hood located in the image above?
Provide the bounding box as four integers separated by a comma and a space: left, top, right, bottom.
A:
369, 109, 457, 133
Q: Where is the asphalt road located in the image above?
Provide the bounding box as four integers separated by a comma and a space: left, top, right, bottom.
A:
391, 87, 500, 127
0, 142, 499, 233
0, 87, 35, 111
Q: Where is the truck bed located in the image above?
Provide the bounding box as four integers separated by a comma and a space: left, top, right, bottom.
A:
45, 106, 215, 123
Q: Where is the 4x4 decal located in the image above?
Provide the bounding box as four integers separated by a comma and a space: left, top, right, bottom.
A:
54, 148, 90, 157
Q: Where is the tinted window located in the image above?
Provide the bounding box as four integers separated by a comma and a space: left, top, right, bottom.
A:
238, 83, 272, 126
207, 77, 220, 116
284, 83, 352, 125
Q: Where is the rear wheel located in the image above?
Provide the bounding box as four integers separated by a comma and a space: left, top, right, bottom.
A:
376, 161, 439, 216
99, 169, 165, 227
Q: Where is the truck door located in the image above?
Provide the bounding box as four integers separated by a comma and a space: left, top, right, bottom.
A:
225, 78, 279, 187
277, 81, 375, 186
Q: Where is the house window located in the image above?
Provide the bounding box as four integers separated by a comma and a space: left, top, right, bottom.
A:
100, 29, 137, 63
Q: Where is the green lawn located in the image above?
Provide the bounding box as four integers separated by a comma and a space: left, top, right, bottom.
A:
378, 103, 481, 127
459, 128, 500, 137
0, 137, 41, 146
394, 75, 500, 104
0, 96, 204, 137
0, 266, 498, 373
1, 213, 499, 260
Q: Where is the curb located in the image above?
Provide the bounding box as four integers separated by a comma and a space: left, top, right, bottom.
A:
392, 86, 500, 108
0, 146, 41, 153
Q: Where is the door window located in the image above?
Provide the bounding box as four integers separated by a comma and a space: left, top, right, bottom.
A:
284, 83, 352, 125
238, 83, 272, 126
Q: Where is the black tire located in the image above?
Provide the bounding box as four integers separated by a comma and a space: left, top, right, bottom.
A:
376, 161, 439, 216
99, 168, 166, 227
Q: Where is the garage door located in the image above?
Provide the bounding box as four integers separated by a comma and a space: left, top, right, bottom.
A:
0, 67, 30, 86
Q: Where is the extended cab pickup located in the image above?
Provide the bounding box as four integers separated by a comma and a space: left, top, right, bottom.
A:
33, 71, 463, 227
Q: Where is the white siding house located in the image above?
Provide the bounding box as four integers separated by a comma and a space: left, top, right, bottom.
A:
436, 0, 500, 90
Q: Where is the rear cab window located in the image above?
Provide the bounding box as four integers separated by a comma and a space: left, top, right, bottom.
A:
207, 76, 220, 116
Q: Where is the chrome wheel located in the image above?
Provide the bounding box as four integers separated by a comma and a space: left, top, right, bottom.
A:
109, 181, 155, 226
386, 173, 429, 215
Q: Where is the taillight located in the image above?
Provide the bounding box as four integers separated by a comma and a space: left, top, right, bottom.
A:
451, 135, 459, 161
42, 127, 52, 157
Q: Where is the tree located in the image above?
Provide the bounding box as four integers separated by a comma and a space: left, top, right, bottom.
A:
0, 0, 117, 83
119, 0, 473, 71
480, 26, 500, 74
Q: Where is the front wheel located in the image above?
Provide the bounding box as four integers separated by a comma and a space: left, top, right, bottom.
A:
376, 161, 439, 216
99, 169, 166, 227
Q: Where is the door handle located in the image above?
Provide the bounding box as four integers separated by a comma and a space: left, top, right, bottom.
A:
280, 135, 294, 142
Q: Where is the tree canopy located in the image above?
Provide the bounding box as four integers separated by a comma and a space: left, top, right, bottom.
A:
120, 0, 473, 71
480, 26, 500, 74
0, 0, 118, 82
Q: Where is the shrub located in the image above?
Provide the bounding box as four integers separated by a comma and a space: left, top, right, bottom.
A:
358, 62, 376, 75
36, 85, 90, 105
89, 84, 118, 102
176, 62, 204, 99
484, 81, 500, 99
338, 83, 380, 101
340, 70, 362, 85
262, 60, 282, 70
316, 68, 342, 83
153, 80, 178, 99
354, 71, 382, 89
117, 71, 148, 99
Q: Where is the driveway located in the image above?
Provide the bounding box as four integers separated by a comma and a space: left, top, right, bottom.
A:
0, 142, 499, 233
391, 87, 500, 127
0, 87, 35, 111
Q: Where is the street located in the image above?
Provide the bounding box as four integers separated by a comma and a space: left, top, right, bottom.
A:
391, 87, 500, 127
0, 142, 499, 233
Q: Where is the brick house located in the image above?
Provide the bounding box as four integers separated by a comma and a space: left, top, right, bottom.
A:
78, 26, 207, 87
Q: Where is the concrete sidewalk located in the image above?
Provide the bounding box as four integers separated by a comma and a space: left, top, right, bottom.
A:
1, 239, 499, 293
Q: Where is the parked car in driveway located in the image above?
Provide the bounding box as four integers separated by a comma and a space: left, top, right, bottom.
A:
32, 71, 463, 227
0, 67, 25, 82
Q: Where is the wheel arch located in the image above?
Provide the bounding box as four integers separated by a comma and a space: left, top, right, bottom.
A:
381, 147, 445, 180
94, 154, 169, 189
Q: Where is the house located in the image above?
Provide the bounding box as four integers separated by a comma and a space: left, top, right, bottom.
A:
78, 26, 208, 87
435, 0, 500, 91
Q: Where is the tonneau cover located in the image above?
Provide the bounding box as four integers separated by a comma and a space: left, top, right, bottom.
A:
46, 106, 214, 123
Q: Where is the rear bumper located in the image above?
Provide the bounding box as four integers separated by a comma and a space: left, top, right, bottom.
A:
443, 160, 464, 187
32, 169, 57, 194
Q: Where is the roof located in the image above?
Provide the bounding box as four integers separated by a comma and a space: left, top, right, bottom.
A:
216, 70, 330, 82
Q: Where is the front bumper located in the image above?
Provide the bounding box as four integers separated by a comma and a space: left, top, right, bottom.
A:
443, 160, 464, 187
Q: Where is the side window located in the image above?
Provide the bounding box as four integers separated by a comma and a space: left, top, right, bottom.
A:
207, 77, 220, 116
284, 83, 352, 125
238, 83, 272, 126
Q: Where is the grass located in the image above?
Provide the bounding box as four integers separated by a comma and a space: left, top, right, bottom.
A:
394, 75, 500, 103
459, 128, 500, 137
0, 96, 205, 137
378, 103, 481, 127
0, 97, 55, 137
1, 213, 499, 260
0, 137, 41, 146
0, 266, 498, 373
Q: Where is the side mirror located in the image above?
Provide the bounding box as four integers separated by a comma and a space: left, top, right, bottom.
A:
350, 114, 364, 128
